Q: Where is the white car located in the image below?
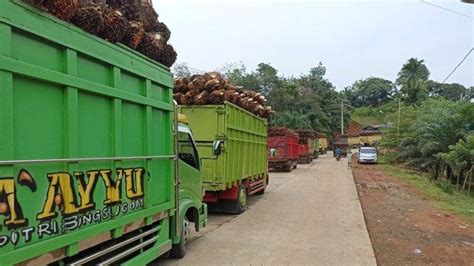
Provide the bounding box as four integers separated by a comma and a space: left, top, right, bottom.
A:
358, 147, 378, 164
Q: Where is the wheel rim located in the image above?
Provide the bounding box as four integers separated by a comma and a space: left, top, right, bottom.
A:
239, 187, 247, 207
183, 217, 191, 244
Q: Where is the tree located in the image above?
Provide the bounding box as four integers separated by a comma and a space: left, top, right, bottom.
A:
255, 63, 281, 96
437, 136, 474, 187
344, 77, 396, 107
221, 62, 260, 92
426, 81, 469, 102
396, 58, 430, 105
396, 99, 472, 176
267, 81, 299, 112
219, 61, 346, 136
297, 62, 348, 133
172, 62, 192, 78
272, 111, 312, 129
299, 62, 333, 93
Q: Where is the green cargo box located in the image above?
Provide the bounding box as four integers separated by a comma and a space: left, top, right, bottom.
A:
0, 1, 176, 264
308, 138, 317, 154
179, 102, 268, 192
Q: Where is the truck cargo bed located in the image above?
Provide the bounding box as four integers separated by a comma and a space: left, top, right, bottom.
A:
179, 102, 268, 192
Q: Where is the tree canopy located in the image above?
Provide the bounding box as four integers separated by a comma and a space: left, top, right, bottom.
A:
219, 61, 347, 136
396, 58, 430, 105
344, 77, 396, 107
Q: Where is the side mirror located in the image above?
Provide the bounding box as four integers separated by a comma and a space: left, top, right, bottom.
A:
212, 140, 223, 157
269, 148, 277, 157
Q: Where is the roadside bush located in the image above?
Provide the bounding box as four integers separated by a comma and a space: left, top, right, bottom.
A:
392, 99, 473, 185
437, 136, 474, 189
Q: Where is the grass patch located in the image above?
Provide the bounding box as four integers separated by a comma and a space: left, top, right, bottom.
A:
379, 151, 396, 164
378, 158, 474, 224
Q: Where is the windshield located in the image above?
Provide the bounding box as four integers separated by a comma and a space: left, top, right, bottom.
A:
361, 149, 376, 154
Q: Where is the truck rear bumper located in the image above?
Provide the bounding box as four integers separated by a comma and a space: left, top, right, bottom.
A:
298, 155, 312, 164
204, 185, 239, 202
268, 160, 294, 168
203, 175, 267, 203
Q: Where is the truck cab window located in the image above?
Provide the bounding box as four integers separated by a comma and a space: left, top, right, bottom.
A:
178, 132, 200, 170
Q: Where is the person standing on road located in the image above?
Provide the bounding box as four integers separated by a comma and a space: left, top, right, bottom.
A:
347, 149, 352, 167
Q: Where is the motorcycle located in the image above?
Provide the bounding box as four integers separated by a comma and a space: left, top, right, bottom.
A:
336, 154, 341, 161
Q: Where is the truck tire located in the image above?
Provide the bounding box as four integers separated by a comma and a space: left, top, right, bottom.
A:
292, 162, 297, 169
284, 163, 292, 172
233, 185, 247, 214
170, 216, 191, 258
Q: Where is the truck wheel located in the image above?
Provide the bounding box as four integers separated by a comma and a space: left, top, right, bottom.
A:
233, 185, 247, 214
284, 163, 292, 172
170, 216, 191, 258
292, 162, 297, 169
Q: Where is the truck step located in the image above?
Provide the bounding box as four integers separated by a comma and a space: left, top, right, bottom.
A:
248, 179, 265, 195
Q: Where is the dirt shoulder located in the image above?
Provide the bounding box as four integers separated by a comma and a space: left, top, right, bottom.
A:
352, 160, 474, 265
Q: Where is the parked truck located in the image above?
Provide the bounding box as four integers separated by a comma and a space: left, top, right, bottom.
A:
0, 1, 208, 264
348, 134, 361, 149
267, 128, 299, 172
179, 103, 268, 214
316, 132, 328, 154
297, 131, 318, 164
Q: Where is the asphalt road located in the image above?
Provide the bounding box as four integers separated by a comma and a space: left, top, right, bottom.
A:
162, 154, 376, 265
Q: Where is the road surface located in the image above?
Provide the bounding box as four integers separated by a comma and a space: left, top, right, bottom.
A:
162, 154, 376, 265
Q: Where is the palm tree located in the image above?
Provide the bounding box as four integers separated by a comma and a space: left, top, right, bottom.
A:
396, 58, 430, 104
397, 99, 469, 179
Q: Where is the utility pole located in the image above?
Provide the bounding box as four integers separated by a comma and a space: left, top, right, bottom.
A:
341, 100, 344, 135
397, 97, 401, 139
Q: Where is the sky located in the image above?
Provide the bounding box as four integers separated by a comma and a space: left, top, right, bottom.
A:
153, 0, 473, 90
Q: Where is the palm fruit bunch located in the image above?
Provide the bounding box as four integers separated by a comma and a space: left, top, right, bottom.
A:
23, 0, 177, 67
173, 72, 275, 119
268, 127, 298, 137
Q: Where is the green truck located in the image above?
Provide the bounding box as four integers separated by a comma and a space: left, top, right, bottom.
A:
180, 103, 268, 213
0, 1, 209, 264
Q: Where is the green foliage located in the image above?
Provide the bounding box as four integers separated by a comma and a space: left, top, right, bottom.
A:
255, 63, 281, 95
347, 56, 473, 204
426, 80, 471, 102
437, 136, 474, 182
397, 100, 464, 165
350, 100, 401, 126
222, 61, 347, 136
221, 62, 281, 95
344, 77, 396, 107
396, 58, 430, 105
221, 62, 261, 91
172, 62, 192, 78
272, 110, 312, 129
384, 99, 474, 183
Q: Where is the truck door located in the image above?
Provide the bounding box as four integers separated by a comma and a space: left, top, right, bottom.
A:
177, 127, 202, 201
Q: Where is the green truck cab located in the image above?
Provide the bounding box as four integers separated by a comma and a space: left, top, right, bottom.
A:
0, 1, 207, 264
